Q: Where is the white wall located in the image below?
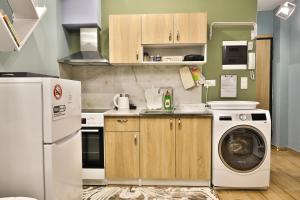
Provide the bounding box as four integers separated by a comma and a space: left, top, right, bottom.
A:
0, 0, 68, 76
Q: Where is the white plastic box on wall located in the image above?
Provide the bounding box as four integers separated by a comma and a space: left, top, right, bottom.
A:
61, 0, 101, 29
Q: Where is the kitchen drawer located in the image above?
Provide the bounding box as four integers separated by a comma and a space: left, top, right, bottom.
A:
105, 117, 140, 132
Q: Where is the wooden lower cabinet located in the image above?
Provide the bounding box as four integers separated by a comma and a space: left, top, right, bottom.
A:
105, 116, 211, 181
105, 131, 140, 179
175, 117, 211, 180
140, 117, 176, 179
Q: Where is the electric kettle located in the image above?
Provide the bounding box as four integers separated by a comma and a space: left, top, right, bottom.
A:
113, 93, 130, 110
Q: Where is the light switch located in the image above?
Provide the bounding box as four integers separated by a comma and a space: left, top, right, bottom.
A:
248, 41, 254, 51
241, 77, 248, 89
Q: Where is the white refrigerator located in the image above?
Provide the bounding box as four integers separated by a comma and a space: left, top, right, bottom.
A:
0, 78, 82, 200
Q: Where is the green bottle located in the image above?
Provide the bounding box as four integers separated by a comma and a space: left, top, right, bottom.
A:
164, 90, 172, 110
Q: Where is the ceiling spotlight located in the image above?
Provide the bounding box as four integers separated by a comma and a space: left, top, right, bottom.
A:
276, 1, 297, 20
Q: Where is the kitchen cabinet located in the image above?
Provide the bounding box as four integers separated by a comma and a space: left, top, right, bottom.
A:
105, 117, 139, 132
105, 115, 211, 182
175, 117, 211, 180
105, 131, 140, 179
140, 116, 211, 180
142, 14, 174, 44
140, 117, 176, 179
141, 13, 207, 45
174, 13, 207, 44
104, 117, 140, 179
109, 13, 207, 65
109, 15, 142, 64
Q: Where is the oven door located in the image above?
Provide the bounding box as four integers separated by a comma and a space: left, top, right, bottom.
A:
81, 127, 104, 169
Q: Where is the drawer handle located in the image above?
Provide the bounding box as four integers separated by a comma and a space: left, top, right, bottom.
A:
117, 119, 128, 123
170, 119, 173, 130
178, 118, 182, 129
176, 31, 180, 41
169, 32, 172, 41
136, 50, 139, 61
134, 134, 138, 145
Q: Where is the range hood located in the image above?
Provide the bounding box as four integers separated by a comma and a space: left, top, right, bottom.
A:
58, 28, 110, 66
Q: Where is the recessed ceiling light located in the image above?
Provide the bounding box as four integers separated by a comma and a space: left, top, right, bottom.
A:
276, 1, 297, 20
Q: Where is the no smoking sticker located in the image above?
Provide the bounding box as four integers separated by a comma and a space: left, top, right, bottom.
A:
53, 84, 63, 100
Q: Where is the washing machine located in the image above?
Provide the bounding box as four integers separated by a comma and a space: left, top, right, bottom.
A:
212, 109, 271, 189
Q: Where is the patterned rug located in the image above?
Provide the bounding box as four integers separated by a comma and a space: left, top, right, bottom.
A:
83, 186, 219, 200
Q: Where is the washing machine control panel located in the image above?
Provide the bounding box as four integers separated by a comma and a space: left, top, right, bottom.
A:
218, 113, 268, 122
239, 114, 248, 121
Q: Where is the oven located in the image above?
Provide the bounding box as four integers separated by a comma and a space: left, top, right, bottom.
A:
81, 111, 106, 184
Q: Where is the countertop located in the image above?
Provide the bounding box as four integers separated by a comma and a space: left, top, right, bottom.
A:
104, 109, 212, 117
104, 109, 141, 116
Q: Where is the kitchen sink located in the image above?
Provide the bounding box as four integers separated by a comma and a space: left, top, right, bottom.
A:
140, 109, 174, 115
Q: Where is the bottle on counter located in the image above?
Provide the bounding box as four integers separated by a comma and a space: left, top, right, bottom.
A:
163, 90, 172, 110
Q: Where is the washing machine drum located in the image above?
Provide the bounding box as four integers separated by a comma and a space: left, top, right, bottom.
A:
219, 125, 266, 173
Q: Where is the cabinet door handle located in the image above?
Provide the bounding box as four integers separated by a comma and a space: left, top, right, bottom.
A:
134, 135, 138, 145
117, 119, 128, 123
170, 119, 173, 130
136, 50, 139, 61
169, 32, 172, 41
176, 31, 180, 41
178, 118, 182, 129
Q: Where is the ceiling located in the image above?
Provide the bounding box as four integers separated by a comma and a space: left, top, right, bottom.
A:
257, 0, 285, 11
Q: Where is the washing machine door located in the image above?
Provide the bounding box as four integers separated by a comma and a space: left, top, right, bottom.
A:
219, 125, 266, 173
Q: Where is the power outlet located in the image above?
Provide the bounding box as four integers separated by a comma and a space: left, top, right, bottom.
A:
204, 80, 216, 87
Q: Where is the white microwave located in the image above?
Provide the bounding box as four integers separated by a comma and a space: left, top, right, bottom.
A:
222, 41, 248, 70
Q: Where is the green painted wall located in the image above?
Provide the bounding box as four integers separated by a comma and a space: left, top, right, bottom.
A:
67, 0, 257, 102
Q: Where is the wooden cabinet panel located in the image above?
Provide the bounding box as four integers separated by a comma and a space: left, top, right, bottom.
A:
142, 14, 174, 44
105, 131, 139, 179
256, 39, 271, 110
105, 117, 139, 132
176, 117, 211, 180
174, 13, 207, 44
140, 117, 176, 179
109, 15, 142, 63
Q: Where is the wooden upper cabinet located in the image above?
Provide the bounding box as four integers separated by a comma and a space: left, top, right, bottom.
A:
176, 117, 211, 180
142, 14, 174, 44
109, 15, 142, 64
174, 13, 207, 44
140, 117, 176, 179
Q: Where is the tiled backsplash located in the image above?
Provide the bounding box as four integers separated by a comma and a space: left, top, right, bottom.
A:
61, 64, 202, 109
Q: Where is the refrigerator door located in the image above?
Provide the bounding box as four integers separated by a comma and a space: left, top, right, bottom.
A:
0, 81, 44, 199
43, 79, 82, 143
44, 131, 82, 200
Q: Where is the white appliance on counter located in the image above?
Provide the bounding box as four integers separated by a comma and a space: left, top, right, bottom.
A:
0, 78, 82, 200
211, 109, 271, 189
113, 93, 130, 110
81, 110, 107, 185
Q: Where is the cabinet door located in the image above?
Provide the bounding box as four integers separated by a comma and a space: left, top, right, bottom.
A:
105, 132, 139, 179
176, 117, 211, 179
140, 117, 176, 179
174, 13, 207, 44
109, 15, 142, 64
142, 14, 174, 44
